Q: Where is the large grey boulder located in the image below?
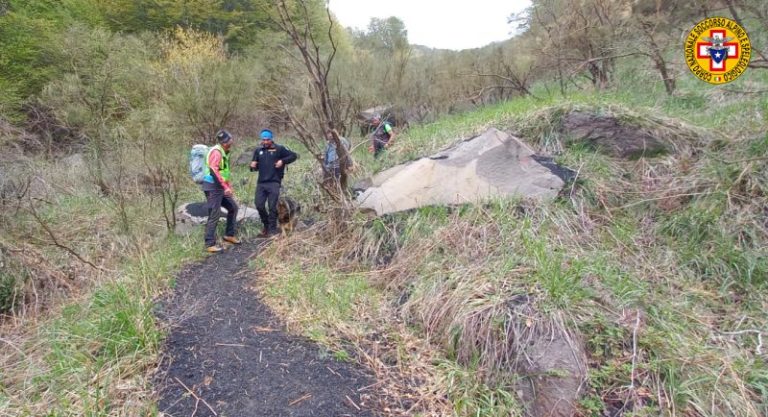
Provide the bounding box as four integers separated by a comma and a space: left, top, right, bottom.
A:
355, 128, 567, 215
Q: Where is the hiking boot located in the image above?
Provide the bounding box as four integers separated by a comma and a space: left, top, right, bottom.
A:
206, 245, 223, 253
222, 236, 241, 244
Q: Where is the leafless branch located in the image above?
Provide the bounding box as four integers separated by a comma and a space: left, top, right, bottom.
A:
720, 329, 764, 355
175, 377, 218, 416
460, 73, 539, 99
26, 199, 107, 272
268, 0, 352, 201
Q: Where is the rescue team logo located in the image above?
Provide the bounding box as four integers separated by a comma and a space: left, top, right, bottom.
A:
685, 17, 751, 85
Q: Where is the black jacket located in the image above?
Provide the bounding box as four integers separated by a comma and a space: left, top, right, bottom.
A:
251, 144, 298, 183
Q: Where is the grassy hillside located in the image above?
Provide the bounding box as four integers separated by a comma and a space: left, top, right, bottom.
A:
257, 68, 768, 416
2, 1, 766, 416
1, 55, 767, 417
0, 141, 263, 415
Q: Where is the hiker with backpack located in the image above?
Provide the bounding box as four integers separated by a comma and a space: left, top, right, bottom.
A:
249, 129, 298, 237
199, 130, 241, 253
368, 113, 396, 158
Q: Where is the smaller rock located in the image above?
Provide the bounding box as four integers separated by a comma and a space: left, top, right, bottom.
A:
60, 153, 86, 171
176, 202, 260, 226
516, 328, 587, 417
562, 111, 668, 159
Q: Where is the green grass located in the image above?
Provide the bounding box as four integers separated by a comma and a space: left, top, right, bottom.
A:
263, 265, 378, 337
251, 64, 768, 416
438, 360, 522, 417
0, 258, 27, 315
5, 48, 768, 417
1, 215, 201, 416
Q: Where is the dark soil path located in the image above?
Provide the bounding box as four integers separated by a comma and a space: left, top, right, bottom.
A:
154, 240, 378, 417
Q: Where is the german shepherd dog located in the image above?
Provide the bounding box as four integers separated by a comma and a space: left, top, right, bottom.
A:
277, 197, 300, 235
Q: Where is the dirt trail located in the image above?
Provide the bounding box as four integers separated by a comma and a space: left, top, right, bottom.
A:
154, 240, 377, 417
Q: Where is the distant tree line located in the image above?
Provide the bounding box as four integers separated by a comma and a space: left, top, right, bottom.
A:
2, 0, 766, 154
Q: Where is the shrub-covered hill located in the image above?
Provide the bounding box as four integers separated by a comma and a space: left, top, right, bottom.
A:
1, 58, 767, 417
256, 83, 768, 415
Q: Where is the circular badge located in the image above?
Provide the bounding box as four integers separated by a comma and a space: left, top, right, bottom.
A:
684, 17, 751, 85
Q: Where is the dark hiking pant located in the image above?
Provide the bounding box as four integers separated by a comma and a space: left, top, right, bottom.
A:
255, 181, 281, 234
324, 165, 341, 181
373, 140, 387, 158
204, 189, 238, 247
323, 165, 341, 188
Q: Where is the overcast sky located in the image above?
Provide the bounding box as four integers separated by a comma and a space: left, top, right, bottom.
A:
328, 0, 532, 50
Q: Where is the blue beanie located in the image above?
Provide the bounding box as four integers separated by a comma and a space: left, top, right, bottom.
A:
260, 129, 273, 140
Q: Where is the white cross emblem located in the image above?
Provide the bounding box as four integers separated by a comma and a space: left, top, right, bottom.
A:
697, 30, 738, 71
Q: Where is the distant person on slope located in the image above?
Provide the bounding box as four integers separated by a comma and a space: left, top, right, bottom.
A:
368, 113, 396, 158
323, 129, 351, 182
202, 130, 241, 253
249, 129, 298, 237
